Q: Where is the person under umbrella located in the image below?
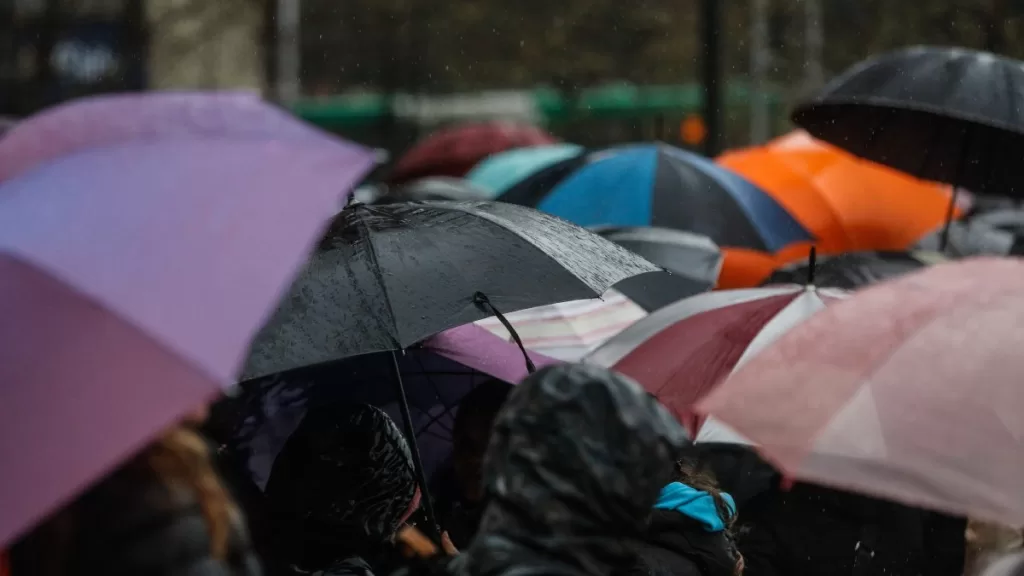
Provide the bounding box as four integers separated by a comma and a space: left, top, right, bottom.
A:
8, 417, 262, 576
210, 324, 556, 494
264, 403, 419, 576
459, 363, 691, 576
792, 46, 1024, 248
429, 379, 514, 549
628, 461, 743, 576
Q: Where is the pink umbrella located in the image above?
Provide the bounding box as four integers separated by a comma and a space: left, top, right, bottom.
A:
698, 257, 1024, 525
0, 91, 340, 184
0, 97, 375, 546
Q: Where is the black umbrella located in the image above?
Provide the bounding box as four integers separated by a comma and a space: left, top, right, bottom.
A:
242, 200, 655, 534
793, 46, 1024, 198
378, 177, 491, 203
763, 250, 944, 290
591, 226, 722, 311
244, 201, 656, 379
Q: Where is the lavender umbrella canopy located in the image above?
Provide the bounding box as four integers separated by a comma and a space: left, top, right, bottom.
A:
0, 91, 349, 184
0, 94, 375, 547
214, 324, 560, 488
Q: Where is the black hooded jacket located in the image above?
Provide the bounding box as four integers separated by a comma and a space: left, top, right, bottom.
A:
264, 403, 418, 576
459, 364, 690, 576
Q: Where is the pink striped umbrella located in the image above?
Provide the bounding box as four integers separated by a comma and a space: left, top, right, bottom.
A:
698, 257, 1024, 525
0, 94, 375, 547
475, 289, 647, 361
585, 285, 848, 433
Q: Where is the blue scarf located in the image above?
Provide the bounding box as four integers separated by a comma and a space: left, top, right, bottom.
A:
654, 482, 736, 532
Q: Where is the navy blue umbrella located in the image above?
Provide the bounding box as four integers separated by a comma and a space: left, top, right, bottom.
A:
499, 144, 813, 253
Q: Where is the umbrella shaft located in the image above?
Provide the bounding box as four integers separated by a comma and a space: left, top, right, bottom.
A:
389, 350, 439, 538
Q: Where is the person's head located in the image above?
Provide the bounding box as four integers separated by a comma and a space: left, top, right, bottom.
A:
11, 424, 239, 576
265, 403, 418, 571
452, 379, 513, 503
673, 460, 737, 530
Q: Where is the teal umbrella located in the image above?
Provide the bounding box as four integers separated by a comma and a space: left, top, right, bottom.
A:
466, 143, 583, 197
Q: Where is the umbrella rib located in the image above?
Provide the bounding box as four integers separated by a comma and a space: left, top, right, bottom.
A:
355, 209, 402, 349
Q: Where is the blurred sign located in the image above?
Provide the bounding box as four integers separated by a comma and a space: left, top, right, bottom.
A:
17, 17, 146, 107
52, 36, 120, 84
680, 114, 707, 145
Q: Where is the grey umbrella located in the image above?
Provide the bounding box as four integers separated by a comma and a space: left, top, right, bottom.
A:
916, 210, 1024, 257
243, 201, 658, 380
591, 226, 722, 311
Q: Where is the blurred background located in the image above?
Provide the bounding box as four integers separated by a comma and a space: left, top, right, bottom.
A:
3, 0, 1023, 156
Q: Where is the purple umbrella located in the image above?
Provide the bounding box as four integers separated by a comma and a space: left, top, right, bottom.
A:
215, 323, 560, 489
0, 98, 375, 546
0, 91, 342, 184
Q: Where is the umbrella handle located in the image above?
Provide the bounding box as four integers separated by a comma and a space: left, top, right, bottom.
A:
389, 350, 440, 540
473, 292, 537, 374
806, 246, 817, 286
939, 187, 960, 252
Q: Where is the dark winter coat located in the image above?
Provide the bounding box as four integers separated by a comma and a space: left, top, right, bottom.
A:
459, 364, 691, 576
630, 509, 739, 576
264, 403, 418, 576
736, 482, 966, 576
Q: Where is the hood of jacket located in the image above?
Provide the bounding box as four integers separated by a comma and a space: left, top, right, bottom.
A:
265, 403, 417, 572
462, 364, 690, 576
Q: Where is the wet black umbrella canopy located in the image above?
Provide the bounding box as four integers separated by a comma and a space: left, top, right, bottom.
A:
242, 200, 658, 380
792, 46, 1024, 198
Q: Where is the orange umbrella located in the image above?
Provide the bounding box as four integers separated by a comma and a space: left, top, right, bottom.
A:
719, 131, 958, 260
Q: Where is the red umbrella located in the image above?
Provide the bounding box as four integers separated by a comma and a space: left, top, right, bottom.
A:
585, 285, 847, 432
389, 121, 557, 184
698, 257, 1024, 525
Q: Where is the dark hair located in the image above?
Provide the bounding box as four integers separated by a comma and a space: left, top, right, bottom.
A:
674, 460, 737, 529
452, 379, 513, 442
